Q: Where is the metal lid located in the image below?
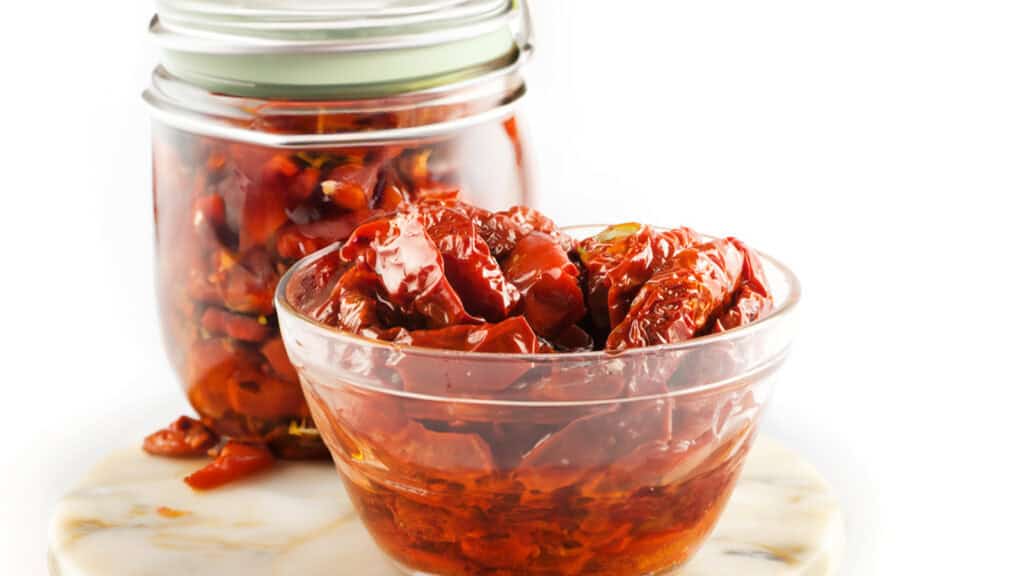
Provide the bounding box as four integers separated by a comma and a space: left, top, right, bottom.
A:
151, 0, 531, 97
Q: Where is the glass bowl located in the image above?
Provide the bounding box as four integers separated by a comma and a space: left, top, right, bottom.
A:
275, 227, 800, 576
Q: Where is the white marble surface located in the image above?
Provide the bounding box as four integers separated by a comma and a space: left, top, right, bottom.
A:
49, 437, 841, 576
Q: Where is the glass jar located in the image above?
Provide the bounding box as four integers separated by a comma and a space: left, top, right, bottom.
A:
145, 0, 535, 458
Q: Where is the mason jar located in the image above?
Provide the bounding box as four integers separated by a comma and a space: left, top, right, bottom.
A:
145, 0, 535, 458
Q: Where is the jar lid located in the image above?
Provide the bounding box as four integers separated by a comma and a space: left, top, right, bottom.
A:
151, 0, 531, 97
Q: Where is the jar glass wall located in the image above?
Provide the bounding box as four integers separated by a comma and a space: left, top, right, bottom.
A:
150, 55, 533, 457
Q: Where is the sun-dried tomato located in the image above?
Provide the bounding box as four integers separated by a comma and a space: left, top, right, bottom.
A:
416, 201, 521, 322
385, 422, 496, 478
577, 223, 700, 338
390, 316, 540, 396
519, 401, 672, 490
192, 194, 226, 233
185, 339, 241, 420
474, 204, 574, 259
322, 162, 380, 211
211, 248, 279, 316
184, 441, 275, 490
502, 232, 586, 338
544, 324, 594, 353
200, 307, 271, 342
503, 117, 526, 167
237, 154, 303, 251
605, 239, 745, 351
712, 239, 774, 332
274, 210, 384, 261
226, 369, 306, 422
283, 248, 345, 320
315, 263, 401, 335
341, 211, 477, 329
258, 338, 298, 383
394, 315, 539, 354
143, 416, 218, 457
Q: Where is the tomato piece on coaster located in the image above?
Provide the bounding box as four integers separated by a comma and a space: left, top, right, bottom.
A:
184, 441, 275, 490
143, 416, 219, 458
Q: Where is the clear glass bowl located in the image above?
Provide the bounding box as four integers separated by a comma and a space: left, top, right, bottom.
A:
275, 228, 800, 575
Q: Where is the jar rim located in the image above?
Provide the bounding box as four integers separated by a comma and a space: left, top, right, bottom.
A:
144, 53, 527, 147
150, 0, 532, 96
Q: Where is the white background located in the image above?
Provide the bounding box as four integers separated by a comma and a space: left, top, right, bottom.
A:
2, 1, 1023, 574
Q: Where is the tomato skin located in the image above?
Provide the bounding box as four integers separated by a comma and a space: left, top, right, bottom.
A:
200, 307, 272, 342
283, 249, 346, 321
501, 232, 585, 338
543, 323, 594, 353
325, 263, 402, 336
389, 421, 496, 476
226, 371, 305, 421
143, 416, 219, 457
211, 248, 279, 316
711, 239, 774, 332
259, 338, 299, 383
474, 205, 574, 260
274, 210, 384, 261
341, 211, 477, 329
184, 441, 275, 490
322, 162, 377, 211
577, 224, 700, 337
418, 202, 521, 322
236, 155, 296, 252
395, 315, 540, 354
192, 194, 226, 234
605, 239, 746, 351
390, 317, 541, 396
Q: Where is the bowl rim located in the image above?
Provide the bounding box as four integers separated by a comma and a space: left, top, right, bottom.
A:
274, 224, 802, 363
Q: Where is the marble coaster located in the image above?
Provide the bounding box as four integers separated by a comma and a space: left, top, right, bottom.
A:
49, 437, 841, 575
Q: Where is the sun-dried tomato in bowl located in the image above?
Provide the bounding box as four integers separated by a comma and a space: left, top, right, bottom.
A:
276, 200, 801, 575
